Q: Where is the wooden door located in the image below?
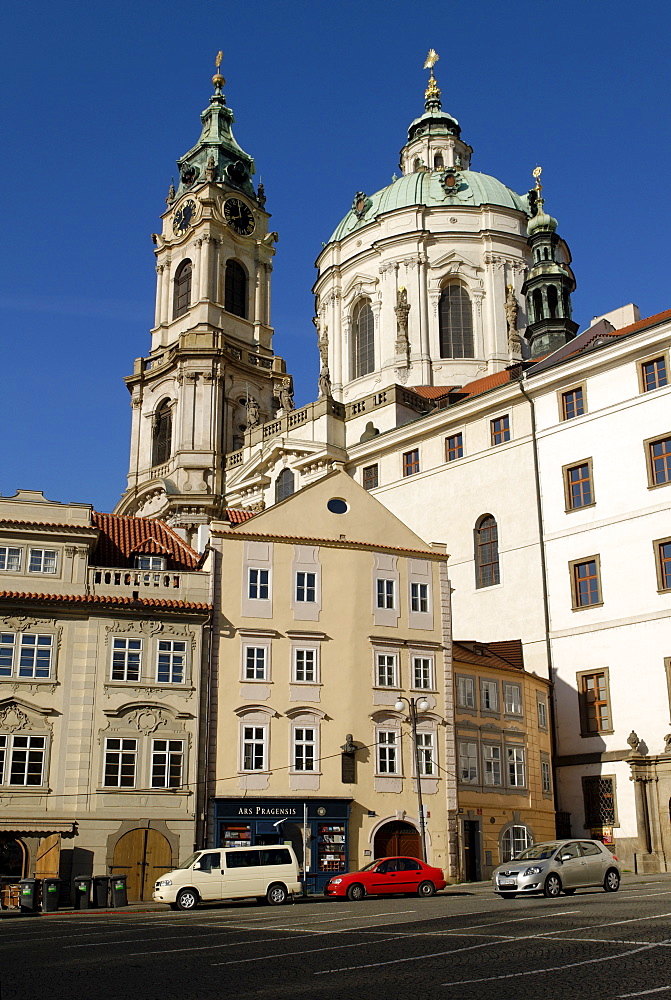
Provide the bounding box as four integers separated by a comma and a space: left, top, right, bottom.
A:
35, 835, 61, 878
463, 821, 481, 881
374, 822, 421, 859
112, 828, 172, 901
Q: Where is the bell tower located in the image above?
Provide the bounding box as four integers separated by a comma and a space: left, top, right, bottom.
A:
115, 56, 290, 539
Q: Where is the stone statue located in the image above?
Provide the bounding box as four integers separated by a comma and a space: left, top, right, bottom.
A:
505, 284, 521, 348
664, 733, 671, 755
394, 286, 411, 359
246, 397, 261, 428
627, 730, 641, 753
256, 182, 266, 207
205, 155, 217, 182
166, 179, 176, 204
277, 382, 294, 412
318, 367, 332, 398
314, 318, 329, 369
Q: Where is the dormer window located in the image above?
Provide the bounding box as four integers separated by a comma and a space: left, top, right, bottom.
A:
135, 556, 166, 571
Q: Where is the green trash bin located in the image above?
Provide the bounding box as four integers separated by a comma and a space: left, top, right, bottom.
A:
92, 875, 109, 907
110, 875, 128, 907
42, 877, 61, 912
19, 878, 38, 914
73, 876, 92, 910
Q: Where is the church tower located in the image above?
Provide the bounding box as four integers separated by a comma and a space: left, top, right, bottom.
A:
115, 57, 290, 539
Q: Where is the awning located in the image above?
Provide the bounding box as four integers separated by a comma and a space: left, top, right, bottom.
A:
0, 820, 77, 837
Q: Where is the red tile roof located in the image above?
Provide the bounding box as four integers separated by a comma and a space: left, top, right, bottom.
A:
0, 519, 95, 533
225, 508, 258, 524
0, 591, 211, 611
91, 513, 200, 570
612, 306, 671, 338
485, 640, 525, 671
408, 386, 455, 399
453, 639, 524, 673
459, 370, 513, 398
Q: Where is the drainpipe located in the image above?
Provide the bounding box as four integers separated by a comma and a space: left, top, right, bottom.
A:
516, 374, 561, 821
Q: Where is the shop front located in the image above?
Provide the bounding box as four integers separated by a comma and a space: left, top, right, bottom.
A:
214, 798, 351, 894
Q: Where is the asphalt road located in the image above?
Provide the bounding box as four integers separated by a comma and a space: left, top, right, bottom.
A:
3, 874, 671, 1000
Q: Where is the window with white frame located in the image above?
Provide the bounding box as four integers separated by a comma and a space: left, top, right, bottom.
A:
111, 638, 142, 682
541, 758, 552, 794
244, 646, 268, 681
500, 824, 533, 862
0, 546, 21, 572
28, 548, 57, 574
504, 682, 523, 715
483, 744, 502, 785
376, 653, 398, 687
416, 732, 436, 776
296, 572, 316, 603
293, 648, 317, 683
537, 699, 548, 729
410, 582, 429, 613
293, 727, 316, 771
458, 740, 478, 782
241, 725, 267, 771
377, 730, 399, 774
376, 579, 395, 609
156, 640, 186, 684
103, 738, 138, 787
151, 739, 184, 788
481, 679, 499, 712
457, 675, 476, 708
0, 734, 47, 786
135, 555, 166, 570
412, 656, 433, 690
0, 633, 54, 679
506, 746, 526, 786
248, 568, 269, 600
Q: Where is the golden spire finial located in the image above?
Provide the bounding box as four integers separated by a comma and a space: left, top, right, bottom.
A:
423, 49, 441, 104
532, 165, 543, 196
212, 50, 225, 88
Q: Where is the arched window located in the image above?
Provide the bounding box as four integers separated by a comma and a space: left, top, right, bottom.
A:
439, 285, 474, 358
547, 285, 558, 318
351, 300, 375, 379
275, 468, 295, 503
500, 824, 533, 862
225, 259, 247, 318
532, 288, 544, 322
434, 153, 444, 171
152, 399, 172, 467
173, 260, 192, 319
475, 514, 499, 588
413, 157, 422, 172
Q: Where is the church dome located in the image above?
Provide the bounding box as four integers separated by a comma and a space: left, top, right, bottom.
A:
328, 170, 529, 243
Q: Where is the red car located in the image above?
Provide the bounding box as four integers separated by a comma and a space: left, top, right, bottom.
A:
324, 856, 446, 900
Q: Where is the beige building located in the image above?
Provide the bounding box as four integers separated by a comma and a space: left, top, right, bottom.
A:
0, 491, 210, 901
453, 640, 555, 881
206, 471, 457, 887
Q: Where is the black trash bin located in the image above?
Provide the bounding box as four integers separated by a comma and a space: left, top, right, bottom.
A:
92, 876, 109, 908
19, 878, 38, 914
73, 876, 92, 910
110, 874, 128, 907
42, 877, 61, 912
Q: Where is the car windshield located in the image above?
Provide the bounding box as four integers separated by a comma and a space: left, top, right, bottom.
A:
359, 860, 383, 872
514, 843, 561, 861
176, 852, 201, 869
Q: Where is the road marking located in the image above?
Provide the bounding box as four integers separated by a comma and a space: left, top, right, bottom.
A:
618, 987, 671, 997
210, 933, 408, 967
274, 909, 417, 926
441, 937, 671, 987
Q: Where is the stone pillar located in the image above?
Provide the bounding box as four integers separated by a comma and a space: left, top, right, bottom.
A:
154, 265, 164, 327
418, 254, 431, 382
161, 258, 172, 326
633, 775, 652, 854
200, 235, 212, 300
333, 289, 343, 397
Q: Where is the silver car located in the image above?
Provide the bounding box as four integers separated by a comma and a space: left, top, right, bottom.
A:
493, 839, 621, 899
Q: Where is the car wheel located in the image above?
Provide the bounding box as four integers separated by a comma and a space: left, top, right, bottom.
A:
417, 880, 435, 898
266, 883, 288, 905
175, 888, 199, 911
346, 883, 365, 901
498, 892, 516, 899
604, 868, 620, 893
543, 874, 562, 898
563, 888, 576, 895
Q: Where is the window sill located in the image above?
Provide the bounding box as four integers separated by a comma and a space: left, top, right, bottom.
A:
647, 481, 671, 490
0, 677, 57, 686
503, 712, 523, 721
480, 709, 501, 719
289, 771, 323, 777
571, 602, 604, 612
238, 770, 271, 777
580, 729, 614, 738
104, 681, 193, 691
457, 705, 477, 714
1, 785, 50, 794
565, 502, 597, 513
97, 787, 191, 794
240, 677, 272, 684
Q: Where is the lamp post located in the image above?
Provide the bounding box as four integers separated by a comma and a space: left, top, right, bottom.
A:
395, 695, 430, 862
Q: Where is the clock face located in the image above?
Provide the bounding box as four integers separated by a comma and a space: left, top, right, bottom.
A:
173, 199, 197, 235
224, 198, 255, 236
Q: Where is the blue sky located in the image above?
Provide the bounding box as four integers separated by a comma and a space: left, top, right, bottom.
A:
3, 0, 670, 513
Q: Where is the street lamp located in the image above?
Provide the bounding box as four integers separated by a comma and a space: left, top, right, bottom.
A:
395, 695, 430, 862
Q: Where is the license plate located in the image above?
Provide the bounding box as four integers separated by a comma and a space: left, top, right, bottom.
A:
499, 880, 516, 887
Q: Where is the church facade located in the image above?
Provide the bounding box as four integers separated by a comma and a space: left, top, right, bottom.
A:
114, 56, 671, 874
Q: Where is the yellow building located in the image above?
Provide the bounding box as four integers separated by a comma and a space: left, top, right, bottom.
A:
453, 640, 555, 880
207, 470, 457, 888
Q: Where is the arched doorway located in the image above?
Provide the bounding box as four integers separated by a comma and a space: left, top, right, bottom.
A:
112, 829, 172, 902
374, 821, 420, 859
0, 838, 27, 878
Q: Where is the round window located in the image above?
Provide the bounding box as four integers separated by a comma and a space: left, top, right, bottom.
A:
327, 498, 349, 514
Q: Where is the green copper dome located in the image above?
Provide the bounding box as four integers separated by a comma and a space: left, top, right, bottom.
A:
329, 170, 529, 243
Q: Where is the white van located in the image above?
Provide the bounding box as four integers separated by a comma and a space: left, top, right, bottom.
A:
153, 845, 302, 910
